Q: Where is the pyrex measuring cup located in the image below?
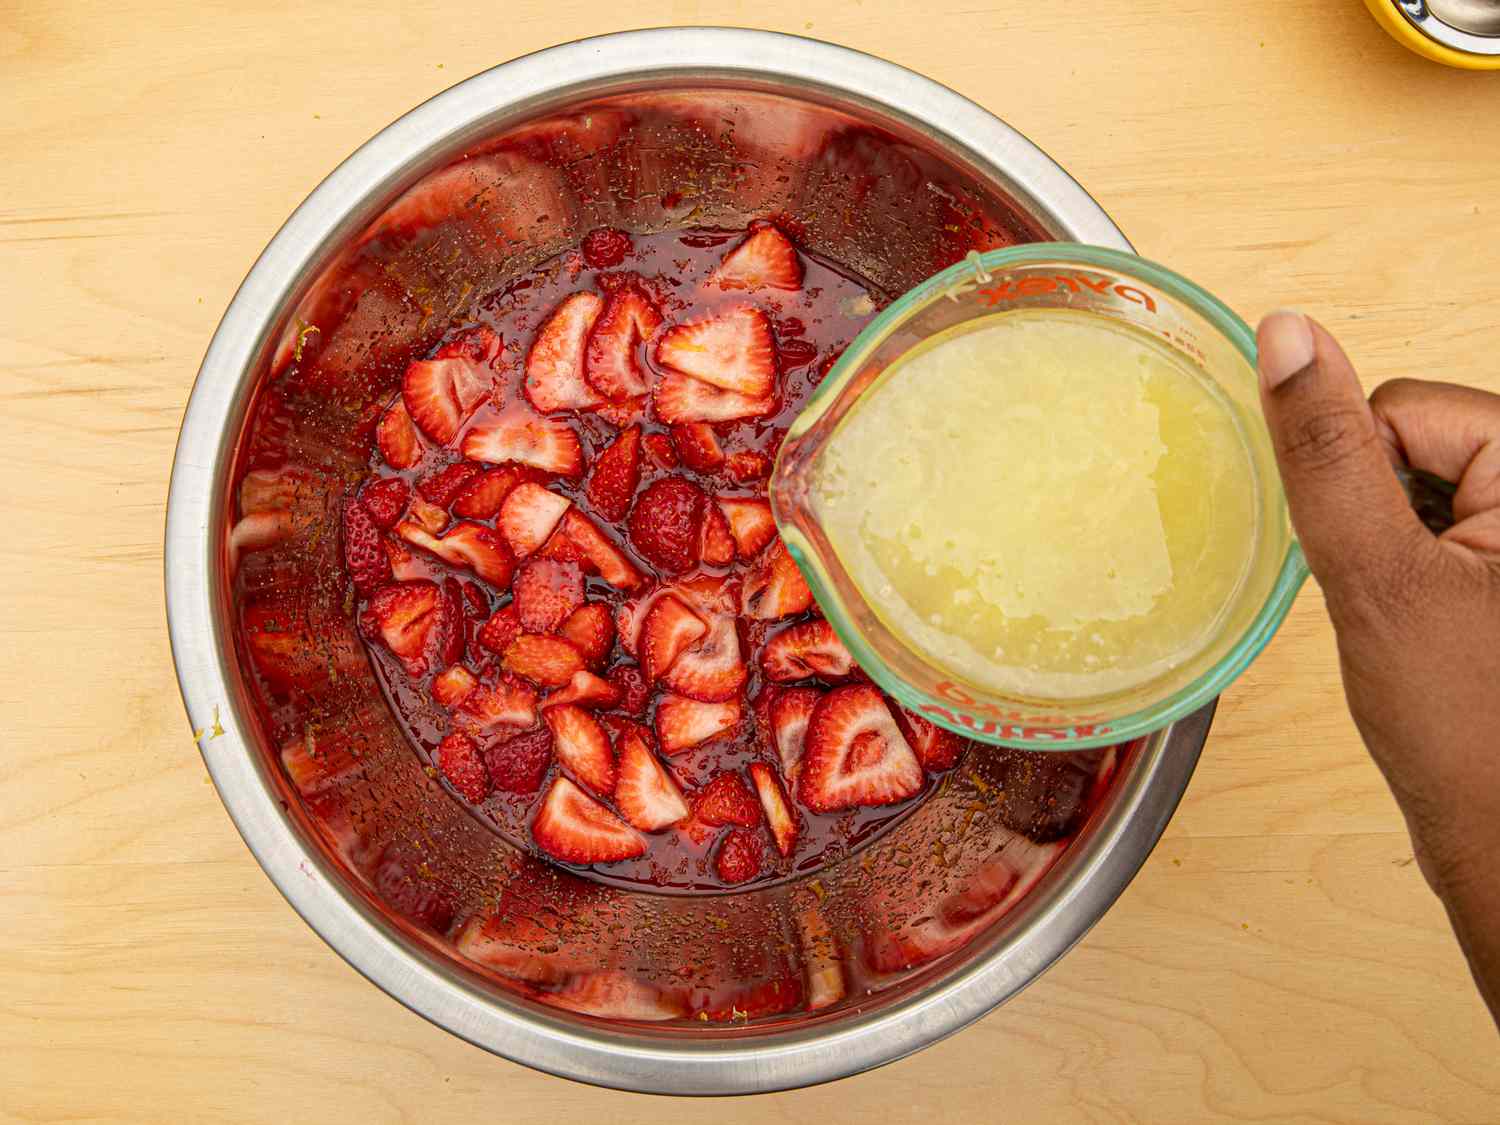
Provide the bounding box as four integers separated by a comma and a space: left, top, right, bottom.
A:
771, 243, 1310, 750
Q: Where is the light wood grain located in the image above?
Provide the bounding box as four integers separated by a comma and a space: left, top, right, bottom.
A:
3, 1, 1498, 1120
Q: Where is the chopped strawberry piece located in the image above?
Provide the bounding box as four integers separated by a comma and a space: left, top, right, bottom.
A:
553, 510, 645, 590
723, 450, 772, 482
584, 283, 662, 400
543, 704, 616, 796
451, 465, 540, 519
661, 613, 747, 702
557, 602, 615, 667
642, 431, 678, 468
893, 707, 963, 772
710, 224, 803, 292
655, 305, 777, 398
717, 497, 776, 559
512, 558, 585, 634
432, 663, 479, 709
476, 603, 522, 655
385, 537, 425, 581
483, 727, 552, 794
403, 341, 496, 445
455, 675, 538, 732
359, 581, 441, 674
376, 400, 421, 469
595, 397, 645, 429
400, 520, 516, 589
640, 594, 708, 682
768, 686, 821, 779
696, 772, 762, 828
714, 828, 764, 884
669, 423, 725, 471
749, 762, 799, 857
406, 497, 448, 534
542, 670, 622, 711
417, 461, 483, 507
435, 577, 466, 667
656, 694, 741, 755
437, 732, 490, 804
580, 227, 633, 268
461, 412, 584, 478
653, 369, 774, 425
762, 619, 854, 682
360, 477, 411, 530
531, 776, 645, 865
499, 483, 571, 558
797, 684, 922, 812
606, 663, 650, 715
342, 496, 392, 595
524, 291, 605, 413
699, 501, 736, 566
503, 634, 587, 688
585, 425, 642, 523
628, 477, 706, 574
614, 725, 690, 832
742, 540, 813, 620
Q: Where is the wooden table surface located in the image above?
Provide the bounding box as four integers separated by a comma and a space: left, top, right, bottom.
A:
4, 1, 1498, 1120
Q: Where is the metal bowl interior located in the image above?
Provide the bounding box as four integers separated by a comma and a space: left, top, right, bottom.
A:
166, 29, 1208, 1094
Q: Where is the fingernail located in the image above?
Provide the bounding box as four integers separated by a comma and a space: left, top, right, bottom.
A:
1257, 309, 1316, 391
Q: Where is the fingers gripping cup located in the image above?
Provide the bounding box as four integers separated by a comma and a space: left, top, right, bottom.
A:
771, 245, 1309, 750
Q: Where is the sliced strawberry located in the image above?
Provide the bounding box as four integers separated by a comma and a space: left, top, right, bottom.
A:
662, 613, 746, 702
614, 725, 690, 832
417, 461, 483, 507
584, 283, 662, 400
436, 577, 466, 667
512, 557, 585, 634
406, 497, 448, 534
607, 664, 650, 715
673, 573, 742, 616
656, 693, 741, 755
531, 776, 645, 865
769, 686, 821, 779
376, 400, 421, 469
385, 537, 426, 581
451, 464, 540, 519
669, 423, 725, 471
628, 477, 706, 574
653, 369, 774, 425
461, 412, 584, 478
343, 496, 392, 595
585, 424, 642, 523
749, 762, 799, 857
762, 619, 855, 682
542, 971, 689, 1022
544, 704, 616, 796
359, 581, 441, 674
503, 634, 587, 688
455, 675, 539, 732
796, 905, 846, 1011
403, 347, 495, 445
655, 305, 777, 398
642, 431, 678, 468
499, 483, 571, 558
360, 477, 411, 530
542, 670, 621, 710
400, 520, 516, 589
699, 501, 736, 566
715, 828, 764, 885
742, 540, 813, 620
437, 732, 491, 803
557, 602, 615, 667
717, 497, 776, 559
695, 772, 762, 827
798, 684, 922, 812
640, 594, 707, 682
483, 727, 552, 794
553, 510, 645, 590
524, 291, 605, 413
723, 450, 772, 483
580, 227, 633, 268
432, 663, 479, 709
710, 225, 803, 292
476, 603, 522, 655
894, 707, 963, 772
595, 397, 645, 429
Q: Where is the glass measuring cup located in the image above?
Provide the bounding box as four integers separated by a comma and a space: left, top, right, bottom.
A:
771, 243, 1310, 750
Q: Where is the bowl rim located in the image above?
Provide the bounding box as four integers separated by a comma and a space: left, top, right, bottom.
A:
164, 26, 1208, 1095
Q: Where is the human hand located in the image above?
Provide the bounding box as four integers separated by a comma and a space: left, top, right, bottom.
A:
1256, 310, 1500, 1024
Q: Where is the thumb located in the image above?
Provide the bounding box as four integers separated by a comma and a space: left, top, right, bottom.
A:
1255, 310, 1427, 605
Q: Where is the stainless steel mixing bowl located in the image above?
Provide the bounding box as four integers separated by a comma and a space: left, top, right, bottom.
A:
165, 27, 1210, 1094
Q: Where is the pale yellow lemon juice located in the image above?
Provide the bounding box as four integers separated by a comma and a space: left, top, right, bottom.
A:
808, 308, 1258, 702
